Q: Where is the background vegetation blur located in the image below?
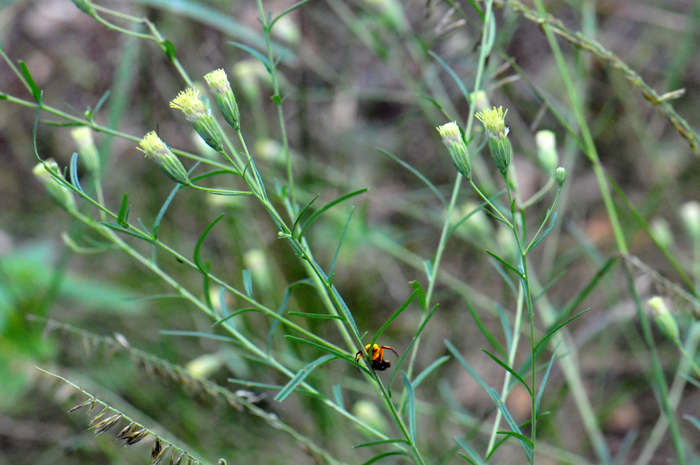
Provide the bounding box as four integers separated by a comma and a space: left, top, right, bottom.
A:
1, 0, 699, 464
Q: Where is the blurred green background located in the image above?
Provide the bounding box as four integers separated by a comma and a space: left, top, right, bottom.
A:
1, 0, 700, 463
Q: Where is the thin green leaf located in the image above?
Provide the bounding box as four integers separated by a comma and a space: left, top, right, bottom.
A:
288, 312, 344, 320
377, 148, 446, 206
683, 414, 700, 431
482, 10, 497, 56
429, 51, 471, 105
481, 349, 531, 396
332, 384, 344, 409
353, 439, 408, 449
401, 372, 416, 442
410, 281, 427, 313
299, 188, 368, 239
412, 355, 450, 390
274, 354, 337, 402
361, 451, 407, 465
284, 335, 355, 364
19, 60, 41, 102
266, 279, 315, 353
193, 214, 225, 272
153, 182, 186, 239
496, 431, 533, 448
527, 212, 558, 252
423, 259, 433, 280
444, 340, 490, 394
329, 206, 354, 279
534, 309, 590, 355
485, 250, 522, 278
457, 453, 478, 465
91, 90, 110, 121
69, 152, 84, 194
560, 257, 616, 319
270, 0, 312, 28
496, 304, 513, 354
243, 269, 253, 298
535, 342, 560, 416
228, 41, 272, 70
467, 300, 507, 359
160, 39, 177, 60
102, 222, 149, 240
117, 193, 129, 227
488, 388, 533, 459
388, 304, 440, 395
292, 193, 319, 237
228, 379, 284, 390
159, 330, 243, 346
211, 308, 261, 326
370, 291, 416, 350
454, 437, 486, 465
448, 190, 506, 237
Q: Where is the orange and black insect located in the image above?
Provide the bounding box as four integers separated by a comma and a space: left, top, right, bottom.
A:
355, 344, 399, 371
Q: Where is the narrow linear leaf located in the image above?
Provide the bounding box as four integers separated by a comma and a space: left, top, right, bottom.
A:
159, 330, 243, 346
485, 250, 522, 278
153, 182, 185, 239
284, 335, 355, 364
488, 388, 533, 459
527, 212, 558, 252
299, 188, 367, 239
288, 312, 344, 320
361, 451, 407, 465
444, 340, 490, 394
423, 259, 433, 280
160, 39, 177, 60
481, 349, 531, 396
19, 60, 41, 102
266, 279, 315, 353
243, 269, 253, 298
270, 0, 312, 28
292, 193, 319, 236
211, 308, 261, 326
329, 206, 354, 279
117, 193, 129, 227
69, 152, 84, 194
412, 356, 450, 390
560, 258, 616, 319
683, 414, 700, 432
448, 190, 506, 237
496, 304, 513, 354
193, 213, 225, 271
332, 384, 344, 410
387, 304, 440, 395
429, 51, 471, 105
496, 431, 533, 448
228, 379, 285, 390
454, 437, 486, 465
401, 372, 416, 443
377, 148, 446, 206
228, 41, 272, 70
410, 281, 427, 313
274, 354, 337, 402
534, 309, 590, 355
91, 90, 110, 120
488, 256, 518, 297
371, 291, 416, 350
535, 342, 560, 416
482, 9, 497, 56
353, 438, 408, 449
467, 300, 507, 359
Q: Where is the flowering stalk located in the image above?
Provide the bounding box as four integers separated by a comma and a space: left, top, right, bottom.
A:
204, 69, 240, 131
475, 106, 512, 178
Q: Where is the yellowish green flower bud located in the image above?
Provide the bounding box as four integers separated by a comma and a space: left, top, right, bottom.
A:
650, 217, 674, 249
137, 132, 191, 185
71, 127, 100, 174
186, 353, 223, 379
204, 69, 241, 131
170, 88, 223, 152
554, 167, 566, 186
33, 160, 76, 212
352, 400, 389, 437
71, 0, 95, 15
470, 90, 490, 112
647, 296, 680, 344
475, 106, 512, 177
679, 200, 700, 241
437, 122, 471, 180
536, 130, 557, 174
